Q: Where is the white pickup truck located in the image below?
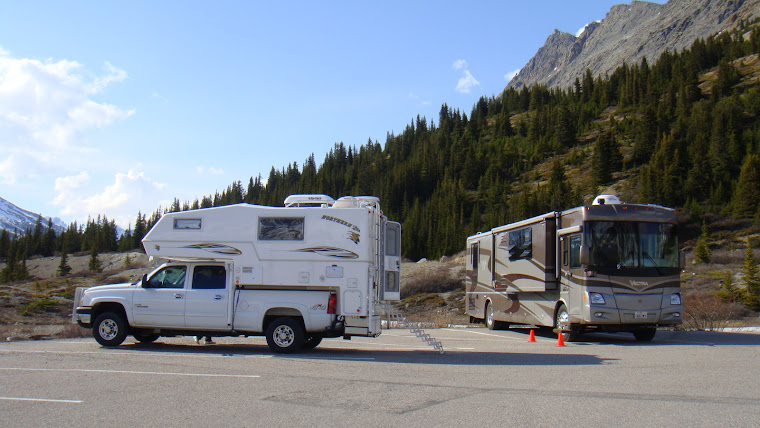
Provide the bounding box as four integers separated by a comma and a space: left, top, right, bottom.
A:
73, 195, 401, 353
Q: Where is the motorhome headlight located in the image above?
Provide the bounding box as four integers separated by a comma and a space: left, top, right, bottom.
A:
670, 293, 682, 305
589, 292, 605, 305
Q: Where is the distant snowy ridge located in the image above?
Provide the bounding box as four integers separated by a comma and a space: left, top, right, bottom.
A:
0, 196, 67, 235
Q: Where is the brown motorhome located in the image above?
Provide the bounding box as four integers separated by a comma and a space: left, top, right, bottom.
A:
465, 195, 683, 341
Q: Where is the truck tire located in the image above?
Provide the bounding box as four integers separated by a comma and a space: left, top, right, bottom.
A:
93, 312, 128, 347
555, 304, 582, 342
133, 331, 160, 343
302, 334, 323, 350
633, 327, 657, 342
265, 317, 305, 353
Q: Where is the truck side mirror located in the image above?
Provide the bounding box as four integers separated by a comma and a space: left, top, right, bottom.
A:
579, 244, 589, 265
141, 274, 150, 287
679, 251, 686, 270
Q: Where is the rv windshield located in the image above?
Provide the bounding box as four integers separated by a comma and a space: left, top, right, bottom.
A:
585, 221, 678, 273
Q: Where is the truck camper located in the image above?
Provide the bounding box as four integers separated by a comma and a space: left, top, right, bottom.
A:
73, 195, 401, 353
465, 195, 683, 341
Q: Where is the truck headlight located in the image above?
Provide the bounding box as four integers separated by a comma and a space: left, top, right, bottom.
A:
589, 292, 605, 304
670, 293, 682, 305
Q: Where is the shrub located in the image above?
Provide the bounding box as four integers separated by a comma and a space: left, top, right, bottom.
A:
401, 269, 462, 298
682, 289, 750, 330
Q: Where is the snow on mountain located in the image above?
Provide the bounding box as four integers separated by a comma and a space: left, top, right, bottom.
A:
0, 196, 67, 236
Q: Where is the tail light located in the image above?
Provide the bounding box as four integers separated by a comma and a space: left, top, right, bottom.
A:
327, 293, 337, 314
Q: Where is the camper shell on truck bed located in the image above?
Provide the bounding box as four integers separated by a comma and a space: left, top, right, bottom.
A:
465, 195, 683, 342
73, 195, 401, 353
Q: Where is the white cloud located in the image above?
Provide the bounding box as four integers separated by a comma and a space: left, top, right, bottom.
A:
456, 70, 480, 94
408, 92, 431, 106
504, 69, 520, 82
452, 59, 480, 94
52, 170, 166, 227
0, 52, 134, 183
453, 59, 468, 71
196, 166, 225, 175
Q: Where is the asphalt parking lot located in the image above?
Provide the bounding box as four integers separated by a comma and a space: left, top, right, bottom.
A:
2, 327, 760, 427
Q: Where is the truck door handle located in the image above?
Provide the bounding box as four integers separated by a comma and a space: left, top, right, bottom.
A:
214, 295, 223, 300
174, 293, 183, 299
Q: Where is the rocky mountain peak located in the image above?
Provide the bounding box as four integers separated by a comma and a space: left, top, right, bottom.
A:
507, 0, 760, 91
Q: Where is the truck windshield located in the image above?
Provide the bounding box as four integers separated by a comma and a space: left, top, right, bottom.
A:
585, 221, 678, 272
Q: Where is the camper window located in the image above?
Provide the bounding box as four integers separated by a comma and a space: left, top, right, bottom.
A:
174, 218, 202, 230
508, 228, 532, 261
258, 217, 305, 240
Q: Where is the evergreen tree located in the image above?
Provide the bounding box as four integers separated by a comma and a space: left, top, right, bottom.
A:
733, 154, 760, 218
694, 221, 711, 264
743, 237, 760, 310
58, 236, 72, 277
88, 245, 102, 273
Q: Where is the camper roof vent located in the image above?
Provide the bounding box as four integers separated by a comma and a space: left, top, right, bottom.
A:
284, 194, 335, 207
333, 196, 380, 209
592, 194, 622, 206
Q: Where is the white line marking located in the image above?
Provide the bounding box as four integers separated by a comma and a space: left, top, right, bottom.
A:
0, 367, 259, 378
0, 349, 272, 359
0, 396, 83, 404
450, 329, 522, 340
277, 356, 376, 361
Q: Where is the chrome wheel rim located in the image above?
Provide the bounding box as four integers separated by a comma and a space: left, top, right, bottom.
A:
486, 305, 494, 327
99, 319, 118, 340
273, 325, 295, 347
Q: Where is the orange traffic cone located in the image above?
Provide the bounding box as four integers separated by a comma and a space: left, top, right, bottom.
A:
528, 329, 536, 342
557, 331, 565, 347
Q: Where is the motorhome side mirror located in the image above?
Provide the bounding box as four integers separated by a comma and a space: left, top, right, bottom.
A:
579, 244, 589, 265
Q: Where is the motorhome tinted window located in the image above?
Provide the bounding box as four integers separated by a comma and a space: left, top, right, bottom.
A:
585, 221, 678, 268
569, 235, 581, 268
258, 217, 304, 240
192, 266, 226, 289
174, 218, 202, 230
508, 228, 532, 261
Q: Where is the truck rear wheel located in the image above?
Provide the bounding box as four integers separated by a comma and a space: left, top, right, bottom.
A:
93, 312, 128, 347
133, 331, 160, 343
302, 334, 323, 350
265, 317, 305, 353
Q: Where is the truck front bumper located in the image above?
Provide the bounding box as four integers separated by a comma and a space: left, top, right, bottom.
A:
75, 307, 92, 327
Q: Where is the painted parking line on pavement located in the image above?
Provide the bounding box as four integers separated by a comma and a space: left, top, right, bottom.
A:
0, 396, 83, 404
0, 367, 260, 378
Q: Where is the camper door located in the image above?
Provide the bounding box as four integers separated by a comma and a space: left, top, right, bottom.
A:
381, 221, 401, 300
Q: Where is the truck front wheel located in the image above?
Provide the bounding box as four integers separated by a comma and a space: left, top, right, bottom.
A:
265, 317, 304, 353
93, 312, 128, 347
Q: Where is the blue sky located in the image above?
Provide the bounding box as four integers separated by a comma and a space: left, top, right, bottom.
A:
0, 1, 656, 229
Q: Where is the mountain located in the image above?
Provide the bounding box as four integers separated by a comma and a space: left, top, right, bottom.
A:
507, 0, 760, 90
0, 197, 67, 236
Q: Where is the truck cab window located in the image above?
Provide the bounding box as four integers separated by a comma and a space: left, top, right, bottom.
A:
192, 266, 226, 289
147, 266, 186, 288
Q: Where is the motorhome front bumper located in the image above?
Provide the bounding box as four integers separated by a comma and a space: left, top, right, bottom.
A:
583, 306, 683, 326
